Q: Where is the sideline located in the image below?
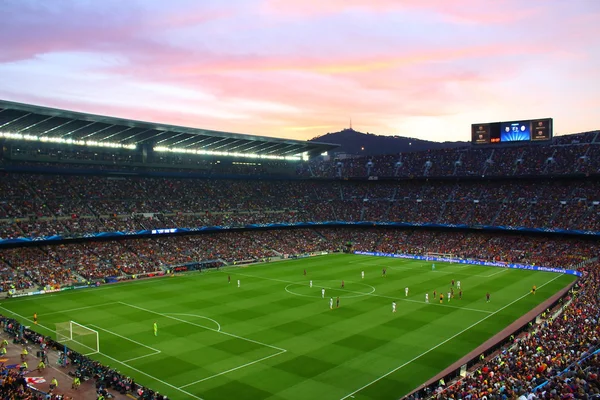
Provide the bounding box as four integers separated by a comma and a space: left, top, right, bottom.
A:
0, 305, 204, 400
338, 273, 564, 400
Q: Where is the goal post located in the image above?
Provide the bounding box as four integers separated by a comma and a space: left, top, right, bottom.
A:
424, 253, 457, 269
55, 321, 100, 356
424, 252, 456, 261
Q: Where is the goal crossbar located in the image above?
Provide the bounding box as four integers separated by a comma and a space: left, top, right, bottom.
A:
424, 252, 456, 262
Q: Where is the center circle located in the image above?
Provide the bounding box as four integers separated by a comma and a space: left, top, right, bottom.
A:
285, 280, 376, 299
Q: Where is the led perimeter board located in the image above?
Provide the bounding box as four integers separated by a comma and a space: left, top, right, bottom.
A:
472, 118, 552, 145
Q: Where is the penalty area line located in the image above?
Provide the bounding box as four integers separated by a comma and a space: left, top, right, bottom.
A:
339, 273, 564, 400
118, 301, 287, 352
163, 313, 221, 332
117, 301, 288, 388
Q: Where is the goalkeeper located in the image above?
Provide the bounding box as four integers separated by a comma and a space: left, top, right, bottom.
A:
153, 322, 158, 336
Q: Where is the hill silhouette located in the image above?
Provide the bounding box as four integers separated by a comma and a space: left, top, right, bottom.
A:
313, 128, 467, 156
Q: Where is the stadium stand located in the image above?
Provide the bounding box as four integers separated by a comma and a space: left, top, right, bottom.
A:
0, 174, 599, 240
298, 130, 600, 179
1, 100, 599, 399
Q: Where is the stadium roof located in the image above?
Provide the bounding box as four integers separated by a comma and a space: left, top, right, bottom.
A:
0, 100, 339, 158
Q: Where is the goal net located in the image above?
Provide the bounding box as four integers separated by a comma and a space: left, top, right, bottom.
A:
56, 321, 99, 356
424, 253, 456, 262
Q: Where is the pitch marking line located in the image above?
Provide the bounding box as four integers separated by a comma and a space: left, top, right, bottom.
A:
40, 302, 120, 316
388, 264, 504, 278
285, 282, 376, 299
432, 266, 509, 278
179, 349, 287, 388
88, 324, 161, 363
338, 273, 564, 400
163, 313, 221, 332
482, 268, 509, 278
231, 272, 493, 314
0, 306, 204, 400
118, 301, 288, 387
119, 301, 286, 352
97, 351, 205, 399
121, 352, 163, 363
1, 278, 170, 303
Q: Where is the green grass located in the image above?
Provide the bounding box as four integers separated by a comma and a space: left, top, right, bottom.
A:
0, 254, 575, 400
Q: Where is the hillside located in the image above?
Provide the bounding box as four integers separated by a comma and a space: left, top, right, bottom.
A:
313, 129, 467, 155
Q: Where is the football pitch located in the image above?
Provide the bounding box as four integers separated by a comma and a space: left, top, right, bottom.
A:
0, 254, 575, 400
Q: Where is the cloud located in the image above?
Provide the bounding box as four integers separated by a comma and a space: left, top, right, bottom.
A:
1, 0, 598, 142
0, 0, 230, 62
261, 0, 542, 25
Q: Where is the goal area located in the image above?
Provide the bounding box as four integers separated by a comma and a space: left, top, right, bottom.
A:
56, 321, 99, 356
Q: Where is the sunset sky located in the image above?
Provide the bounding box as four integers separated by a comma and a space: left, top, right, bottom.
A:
1, 0, 598, 142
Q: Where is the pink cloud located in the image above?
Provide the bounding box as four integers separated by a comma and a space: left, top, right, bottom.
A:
261, 0, 542, 24
0, 1, 228, 63
1, 0, 598, 142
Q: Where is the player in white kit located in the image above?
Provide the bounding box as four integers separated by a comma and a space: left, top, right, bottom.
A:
237, 280, 240, 287
321, 288, 325, 298
405, 287, 409, 297
392, 301, 397, 313
447, 292, 451, 302
309, 280, 313, 288
425, 293, 429, 303
361, 271, 365, 279
457, 281, 461, 289
329, 297, 333, 310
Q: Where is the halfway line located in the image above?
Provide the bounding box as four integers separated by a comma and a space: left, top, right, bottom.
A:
229, 272, 493, 314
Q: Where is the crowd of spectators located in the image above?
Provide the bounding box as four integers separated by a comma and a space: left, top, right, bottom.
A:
299, 130, 600, 179
0, 247, 78, 289
0, 314, 159, 399
0, 315, 71, 399
0, 173, 599, 240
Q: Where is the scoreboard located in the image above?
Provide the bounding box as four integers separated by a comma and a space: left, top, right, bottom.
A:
472, 118, 552, 145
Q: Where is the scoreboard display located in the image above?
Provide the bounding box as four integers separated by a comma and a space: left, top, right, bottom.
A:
472, 118, 552, 145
